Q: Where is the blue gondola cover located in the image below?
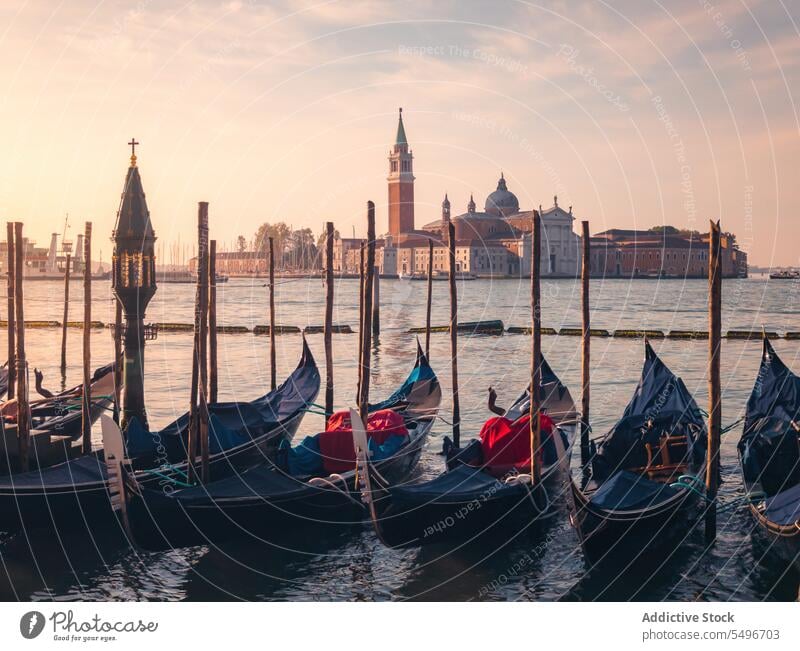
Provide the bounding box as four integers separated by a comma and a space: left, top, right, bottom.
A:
739, 339, 800, 496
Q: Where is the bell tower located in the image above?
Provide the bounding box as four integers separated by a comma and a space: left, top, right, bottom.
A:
387, 108, 415, 237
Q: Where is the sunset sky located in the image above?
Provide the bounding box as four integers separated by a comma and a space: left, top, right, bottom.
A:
1, 0, 797, 265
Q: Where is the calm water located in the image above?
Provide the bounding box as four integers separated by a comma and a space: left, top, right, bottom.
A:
0, 275, 798, 601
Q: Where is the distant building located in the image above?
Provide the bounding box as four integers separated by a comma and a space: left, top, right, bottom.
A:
589, 229, 748, 278
0, 232, 86, 278
329, 110, 583, 278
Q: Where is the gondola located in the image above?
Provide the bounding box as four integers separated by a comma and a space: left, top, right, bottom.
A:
569, 341, 707, 564
738, 338, 800, 570
358, 356, 579, 548
108, 342, 441, 551
4, 364, 116, 442
0, 339, 320, 534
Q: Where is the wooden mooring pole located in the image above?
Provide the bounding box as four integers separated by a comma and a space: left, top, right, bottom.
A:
268, 236, 276, 392
60, 254, 70, 372
357, 243, 365, 402
358, 203, 376, 422
580, 220, 591, 466
447, 221, 460, 448
81, 222, 92, 455
705, 219, 722, 543
425, 239, 433, 358
209, 239, 218, 404
324, 222, 334, 420
198, 204, 210, 483
372, 266, 380, 337
6, 223, 15, 400
187, 203, 209, 483
13, 223, 29, 470
530, 212, 542, 485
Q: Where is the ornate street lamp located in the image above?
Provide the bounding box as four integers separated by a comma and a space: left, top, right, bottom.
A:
112, 139, 157, 430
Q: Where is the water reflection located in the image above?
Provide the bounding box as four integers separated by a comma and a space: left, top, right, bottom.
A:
0, 277, 798, 600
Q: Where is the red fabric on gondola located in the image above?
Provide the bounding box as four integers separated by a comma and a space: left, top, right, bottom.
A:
479, 413, 554, 477
320, 409, 409, 473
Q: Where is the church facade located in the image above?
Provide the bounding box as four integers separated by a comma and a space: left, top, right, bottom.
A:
332, 110, 583, 278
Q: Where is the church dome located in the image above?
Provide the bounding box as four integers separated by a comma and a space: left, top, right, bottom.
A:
484, 173, 519, 217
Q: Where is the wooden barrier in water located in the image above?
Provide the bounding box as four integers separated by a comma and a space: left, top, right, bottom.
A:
613, 329, 665, 338
668, 330, 709, 339
216, 325, 250, 334
726, 330, 779, 340
304, 324, 353, 334
408, 319, 504, 335
506, 326, 557, 335
67, 321, 105, 329
561, 327, 609, 337
254, 324, 301, 335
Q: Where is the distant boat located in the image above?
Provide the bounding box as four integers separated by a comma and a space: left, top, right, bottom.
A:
157, 270, 229, 284
409, 270, 476, 281
769, 270, 800, 280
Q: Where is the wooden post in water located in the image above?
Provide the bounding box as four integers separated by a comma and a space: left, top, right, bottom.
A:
447, 221, 460, 448
208, 240, 218, 404
268, 236, 276, 392
6, 223, 15, 400
198, 204, 210, 483
324, 222, 334, 420
81, 222, 92, 455
372, 266, 380, 337
705, 219, 722, 543
60, 254, 70, 372
356, 244, 365, 401
13, 223, 29, 470
425, 239, 433, 358
358, 202, 376, 422
580, 220, 591, 466
529, 212, 542, 485
187, 203, 209, 483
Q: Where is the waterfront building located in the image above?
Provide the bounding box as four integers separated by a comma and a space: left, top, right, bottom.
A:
589, 229, 748, 278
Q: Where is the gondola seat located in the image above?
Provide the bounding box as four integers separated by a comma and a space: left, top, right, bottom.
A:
479, 413, 556, 477
640, 434, 690, 480
763, 482, 800, 526
281, 409, 410, 475
588, 470, 679, 511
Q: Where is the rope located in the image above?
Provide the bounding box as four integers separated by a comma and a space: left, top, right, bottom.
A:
307, 474, 364, 508
668, 474, 765, 512
139, 467, 194, 488
721, 417, 745, 435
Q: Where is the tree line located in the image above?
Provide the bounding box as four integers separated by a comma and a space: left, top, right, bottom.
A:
234, 223, 340, 271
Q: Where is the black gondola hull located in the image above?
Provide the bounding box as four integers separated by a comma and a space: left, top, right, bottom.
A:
127, 418, 435, 551
0, 410, 307, 535
750, 518, 800, 571
569, 478, 701, 565
372, 480, 553, 548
